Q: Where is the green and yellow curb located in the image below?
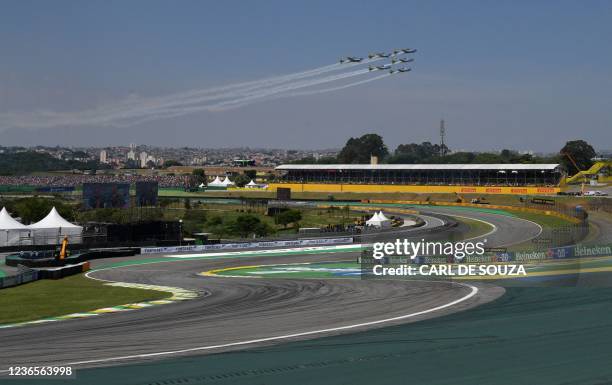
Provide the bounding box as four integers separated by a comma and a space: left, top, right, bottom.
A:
0, 282, 198, 329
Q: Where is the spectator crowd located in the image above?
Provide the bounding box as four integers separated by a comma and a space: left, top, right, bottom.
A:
0, 174, 193, 188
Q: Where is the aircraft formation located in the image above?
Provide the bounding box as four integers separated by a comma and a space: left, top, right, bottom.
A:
2, 48, 419, 129
340, 48, 416, 74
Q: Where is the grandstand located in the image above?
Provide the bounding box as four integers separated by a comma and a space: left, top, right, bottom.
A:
269, 164, 563, 195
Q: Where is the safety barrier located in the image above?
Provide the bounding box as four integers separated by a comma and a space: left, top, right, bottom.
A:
0, 262, 91, 290
5, 248, 138, 268
37, 261, 90, 280
0, 268, 39, 289
267, 182, 561, 195
141, 237, 354, 255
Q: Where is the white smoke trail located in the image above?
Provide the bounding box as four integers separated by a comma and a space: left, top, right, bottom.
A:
209, 72, 393, 111
208, 68, 371, 110
125, 57, 384, 112
115, 68, 375, 126
0, 58, 388, 129
0, 62, 356, 128
287, 73, 391, 97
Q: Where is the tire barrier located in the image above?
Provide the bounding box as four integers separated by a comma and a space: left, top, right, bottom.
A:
37, 261, 91, 280
0, 262, 91, 290
0, 268, 39, 289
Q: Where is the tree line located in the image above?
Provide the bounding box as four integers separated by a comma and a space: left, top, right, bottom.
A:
0, 151, 106, 176
291, 133, 598, 174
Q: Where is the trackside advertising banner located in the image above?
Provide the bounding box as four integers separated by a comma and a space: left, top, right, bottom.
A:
141, 237, 354, 255
460, 244, 612, 264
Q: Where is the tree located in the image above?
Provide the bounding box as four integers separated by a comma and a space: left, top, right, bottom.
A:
254, 222, 275, 237
0, 151, 102, 175
8, 197, 75, 224
233, 174, 252, 187
163, 160, 183, 168
191, 168, 207, 185
244, 169, 257, 180
472, 153, 504, 163
389, 142, 449, 164
337, 134, 389, 163
560, 140, 596, 173
440, 152, 476, 164
227, 214, 262, 238
207, 216, 223, 226
276, 209, 302, 229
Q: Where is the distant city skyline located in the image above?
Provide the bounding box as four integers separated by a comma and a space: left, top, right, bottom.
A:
1, 0, 610, 151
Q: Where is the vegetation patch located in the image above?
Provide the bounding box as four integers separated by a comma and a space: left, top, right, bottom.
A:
510, 211, 574, 228
0, 274, 169, 324
455, 217, 495, 239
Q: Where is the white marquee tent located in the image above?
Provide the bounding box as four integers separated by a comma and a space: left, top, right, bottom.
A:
208, 176, 224, 187
0, 207, 30, 246
221, 176, 235, 186
245, 180, 260, 188
365, 211, 392, 228
27, 207, 83, 245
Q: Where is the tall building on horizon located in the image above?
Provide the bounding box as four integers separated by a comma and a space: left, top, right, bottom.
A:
99, 150, 108, 163
139, 151, 148, 168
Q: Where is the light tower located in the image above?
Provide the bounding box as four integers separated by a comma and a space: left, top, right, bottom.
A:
439, 119, 446, 157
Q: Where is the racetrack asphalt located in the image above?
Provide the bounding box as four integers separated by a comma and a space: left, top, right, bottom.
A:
0, 208, 542, 371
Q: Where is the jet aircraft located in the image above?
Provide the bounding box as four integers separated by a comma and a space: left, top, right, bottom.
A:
339, 56, 363, 63
369, 64, 392, 71
390, 67, 412, 74
368, 52, 391, 59
393, 48, 417, 54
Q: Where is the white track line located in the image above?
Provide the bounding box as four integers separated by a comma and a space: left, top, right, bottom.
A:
0, 282, 477, 370
424, 208, 542, 246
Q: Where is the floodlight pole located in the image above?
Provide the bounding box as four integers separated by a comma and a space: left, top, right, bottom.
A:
179, 219, 183, 246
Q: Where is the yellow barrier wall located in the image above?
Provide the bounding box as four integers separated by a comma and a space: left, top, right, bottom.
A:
267, 183, 560, 195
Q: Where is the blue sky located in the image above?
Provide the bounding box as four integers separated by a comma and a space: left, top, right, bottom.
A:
0, 0, 610, 152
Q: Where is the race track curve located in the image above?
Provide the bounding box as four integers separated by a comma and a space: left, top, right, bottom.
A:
0, 208, 541, 370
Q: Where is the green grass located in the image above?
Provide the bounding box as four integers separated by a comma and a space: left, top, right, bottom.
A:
0, 274, 169, 324
510, 211, 573, 228
166, 205, 364, 236
456, 217, 495, 239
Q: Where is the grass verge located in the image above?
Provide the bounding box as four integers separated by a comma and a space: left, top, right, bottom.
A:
455, 217, 495, 239
0, 274, 169, 325
510, 211, 574, 228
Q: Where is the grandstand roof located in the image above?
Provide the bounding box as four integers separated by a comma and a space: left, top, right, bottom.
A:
276, 164, 560, 171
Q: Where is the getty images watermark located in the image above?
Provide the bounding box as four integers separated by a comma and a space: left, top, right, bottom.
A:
368, 239, 527, 277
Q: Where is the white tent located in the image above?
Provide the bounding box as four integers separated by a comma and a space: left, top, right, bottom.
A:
245, 180, 259, 188
198, 182, 205, 188
221, 176, 235, 186
27, 207, 83, 245
365, 211, 392, 228
208, 176, 224, 187
0, 207, 26, 230
0, 207, 30, 246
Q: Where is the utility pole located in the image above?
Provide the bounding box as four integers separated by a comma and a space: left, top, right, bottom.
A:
439, 119, 446, 157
